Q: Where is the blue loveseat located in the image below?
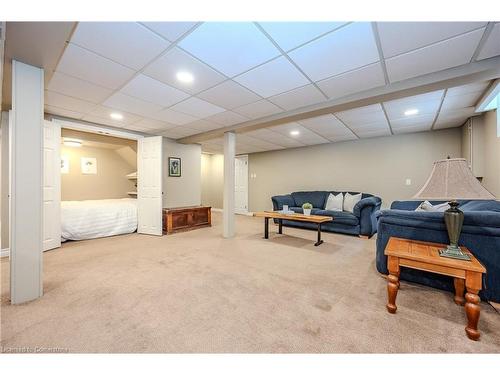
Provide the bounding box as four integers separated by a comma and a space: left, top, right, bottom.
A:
271, 191, 382, 237
376, 200, 500, 303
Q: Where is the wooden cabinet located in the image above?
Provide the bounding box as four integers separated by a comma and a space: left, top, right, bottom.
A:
162, 206, 211, 234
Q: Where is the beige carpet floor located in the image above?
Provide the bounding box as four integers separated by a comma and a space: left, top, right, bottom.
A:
1, 212, 499, 353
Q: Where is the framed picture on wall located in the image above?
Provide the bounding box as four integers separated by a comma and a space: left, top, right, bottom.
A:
81, 157, 97, 174
168, 157, 181, 177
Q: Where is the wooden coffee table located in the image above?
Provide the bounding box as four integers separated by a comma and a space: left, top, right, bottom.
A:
384, 237, 486, 340
253, 211, 333, 246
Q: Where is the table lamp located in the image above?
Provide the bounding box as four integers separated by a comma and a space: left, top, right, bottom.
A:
413, 158, 495, 260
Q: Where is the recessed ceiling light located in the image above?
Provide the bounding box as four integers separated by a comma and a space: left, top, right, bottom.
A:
110, 112, 123, 120
290, 130, 300, 136
404, 109, 419, 116
63, 138, 82, 147
176, 71, 194, 83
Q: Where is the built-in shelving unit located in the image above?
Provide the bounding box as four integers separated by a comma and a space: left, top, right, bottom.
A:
127, 171, 138, 197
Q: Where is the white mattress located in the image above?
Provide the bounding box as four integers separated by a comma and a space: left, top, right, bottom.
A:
61, 198, 138, 241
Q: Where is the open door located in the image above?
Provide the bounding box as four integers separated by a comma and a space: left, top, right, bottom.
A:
43, 120, 61, 251
137, 136, 163, 235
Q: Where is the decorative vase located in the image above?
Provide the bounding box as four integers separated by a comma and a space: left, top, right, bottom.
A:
303, 208, 311, 216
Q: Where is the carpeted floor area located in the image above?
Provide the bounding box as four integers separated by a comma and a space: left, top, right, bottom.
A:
1, 212, 499, 353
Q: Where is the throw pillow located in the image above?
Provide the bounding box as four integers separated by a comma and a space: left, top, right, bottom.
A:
415, 201, 450, 212
324, 193, 343, 211
343, 193, 362, 213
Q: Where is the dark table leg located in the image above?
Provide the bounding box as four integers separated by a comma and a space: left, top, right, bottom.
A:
278, 219, 282, 234
314, 223, 323, 246
264, 217, 269, 239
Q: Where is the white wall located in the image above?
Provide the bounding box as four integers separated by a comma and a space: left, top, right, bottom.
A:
201, 153, 224, 209
163, 138, 201, 208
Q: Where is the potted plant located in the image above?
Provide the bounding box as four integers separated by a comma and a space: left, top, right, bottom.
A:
302, 202, 313, 216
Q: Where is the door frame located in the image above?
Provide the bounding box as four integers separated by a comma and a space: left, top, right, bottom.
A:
234, 154, 249, 215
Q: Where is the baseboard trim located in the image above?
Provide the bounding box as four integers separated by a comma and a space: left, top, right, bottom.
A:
211, 208, 253, 216
1, 248, 10, 258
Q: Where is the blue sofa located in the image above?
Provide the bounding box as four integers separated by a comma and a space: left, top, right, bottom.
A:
376, 200, 500, 303
271, 191, 382, 237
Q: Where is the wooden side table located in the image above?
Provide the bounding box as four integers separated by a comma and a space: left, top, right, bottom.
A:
384, 237, 486, 341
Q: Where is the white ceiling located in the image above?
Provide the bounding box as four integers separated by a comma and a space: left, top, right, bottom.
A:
43, 21, 499, 153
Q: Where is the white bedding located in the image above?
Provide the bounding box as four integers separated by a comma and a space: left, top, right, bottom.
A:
61, 198, 138, 241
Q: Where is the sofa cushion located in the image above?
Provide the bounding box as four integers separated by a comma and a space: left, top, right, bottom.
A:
291, 191, 328, 209
460, 200, 500, 212
312, 209, 359, 226
324, 193, 343, 211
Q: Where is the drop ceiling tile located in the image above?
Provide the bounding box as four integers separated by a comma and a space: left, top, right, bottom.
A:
317, 63, 386, 100
234, 56, 310, 97
298, 114, 354, 136
270, 123, 330, 145
178, 22, 280, 77
245, 128, 304, 148
390, 114, 435, 129
57, 44, 136, 89
377, 22, 487, 58
86, 105, 143, 125
385, 29, 484, 83
233, 100, 283, 119
440, 93, 483, 111
149, 108, 198, 125
268, 84, 326, 110
143, 47, 226, 94
336, 104, 387, 125
258, 22, 348, 51
356, 128, 391, 138
392, 124, 432, 134
197, 80, 261, 109
185, 119, 224, 131
237, 134, 285, 150
384, 90, 444, 120
81, 114, 132, 129
170, 97, 225, 118
121, 74, 189, 108
45, 91, 96, 113
447, 81, 490, 96
288, 22, 379, 82
207, 111, 249, 126
434, 107, 475, 129
45, 105, 85, 120
71, 22, 170, 70
160, 126, 200, 139
103, 92, 163, 117
133, 118, 178, 130
48, 72, 113, 103
141, 22, 198, 42
477, 23, 500, 60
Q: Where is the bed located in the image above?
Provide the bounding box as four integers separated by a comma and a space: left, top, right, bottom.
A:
61, 198, 138, 241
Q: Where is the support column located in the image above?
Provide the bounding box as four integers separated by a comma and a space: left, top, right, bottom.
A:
223, 131, 235, 238
10, 60, 44, 304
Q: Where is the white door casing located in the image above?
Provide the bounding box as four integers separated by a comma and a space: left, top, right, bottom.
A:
43, 120, 61, 251
234, 155, 248, 214
137, 136, 163, 235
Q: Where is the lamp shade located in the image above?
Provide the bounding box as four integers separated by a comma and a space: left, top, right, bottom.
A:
413, 158, 495, 200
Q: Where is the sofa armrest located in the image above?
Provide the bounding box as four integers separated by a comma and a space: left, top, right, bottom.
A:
271, 194, 295, 211
353, 196, 382, 236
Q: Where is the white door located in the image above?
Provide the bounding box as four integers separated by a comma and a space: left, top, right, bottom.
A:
234, 155, 248, 214
43, 120, 61, 251
137, 136, 163, 235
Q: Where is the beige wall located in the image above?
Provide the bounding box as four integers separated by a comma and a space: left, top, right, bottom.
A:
163, 138, 201, 208
481, 109, 500, 197
247, 128, 462, 211
201, 153, 224, 209
62, 144, 136, 201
